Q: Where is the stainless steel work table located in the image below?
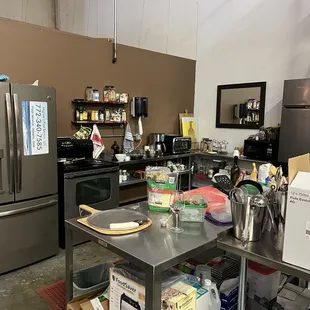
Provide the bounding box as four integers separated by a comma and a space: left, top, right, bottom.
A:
65, 202, 229, 309
217, 229, 310, 309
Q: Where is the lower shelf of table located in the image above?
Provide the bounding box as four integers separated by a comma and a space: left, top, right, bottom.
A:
217, 229, 310, 281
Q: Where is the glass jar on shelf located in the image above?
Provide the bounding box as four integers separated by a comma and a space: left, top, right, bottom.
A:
103, 86, 110, 102
92, 89, 100, 101
85, 86, 93, 101
109, 86, 116, 102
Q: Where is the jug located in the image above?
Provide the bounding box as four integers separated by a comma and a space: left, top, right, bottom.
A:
230, 182, 267, 243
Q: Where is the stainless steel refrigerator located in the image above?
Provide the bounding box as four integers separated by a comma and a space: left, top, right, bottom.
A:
0, 83, 58, 274
278, 78, 310, 163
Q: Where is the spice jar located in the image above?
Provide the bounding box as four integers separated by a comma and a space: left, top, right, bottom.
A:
99, 109, 104, 121
92, 89, 100, 101
94, 111, 99, 121
85, 86, 93, 101
103, 86, 110, 102
116, 93, 120, 103
91, 110, 95, 121
79, 108, 84, 121
105, 109, 110, 121
120, 93, 129, 103
82, 108, 88, 121
109, 86, 116, 102
121, 109, 127, 122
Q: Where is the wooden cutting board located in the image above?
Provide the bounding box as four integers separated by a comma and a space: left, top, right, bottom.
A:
77, 205, 152, 235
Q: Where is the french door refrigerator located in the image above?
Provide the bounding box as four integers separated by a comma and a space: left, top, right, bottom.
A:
0, 83, 58, 274
278, 78, 310, 163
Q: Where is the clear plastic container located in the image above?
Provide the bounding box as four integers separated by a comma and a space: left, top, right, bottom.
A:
180, 205, 206, 222
179, 193, 207, 222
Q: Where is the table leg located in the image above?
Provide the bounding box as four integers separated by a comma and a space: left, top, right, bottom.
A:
145, 268, 161, 310
238, 257, 247, 310
65, 228, 74, 303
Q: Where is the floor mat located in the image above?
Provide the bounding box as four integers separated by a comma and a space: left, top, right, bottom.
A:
37, 280, 66, 310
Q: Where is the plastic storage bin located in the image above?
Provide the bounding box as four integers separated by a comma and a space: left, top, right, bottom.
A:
73, 263, 112, 296
180, 204, 207, 222
247, 261, 281, 301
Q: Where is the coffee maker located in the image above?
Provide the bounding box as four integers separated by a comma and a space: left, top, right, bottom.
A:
148, 133, 166, 154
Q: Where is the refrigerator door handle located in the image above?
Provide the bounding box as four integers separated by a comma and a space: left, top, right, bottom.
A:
0, 199, 58, 218
5, 93, 15, 194
13, 93, 22, 193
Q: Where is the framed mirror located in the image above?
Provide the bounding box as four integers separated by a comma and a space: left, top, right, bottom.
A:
216, 81, 266, 129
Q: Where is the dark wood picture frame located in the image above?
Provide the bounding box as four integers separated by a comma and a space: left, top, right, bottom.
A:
216, 81, 266, 129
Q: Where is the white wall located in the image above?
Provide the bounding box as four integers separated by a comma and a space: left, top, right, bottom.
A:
55, 0, 198, 60
194, 0, 310, 152
0, 0, 55, 28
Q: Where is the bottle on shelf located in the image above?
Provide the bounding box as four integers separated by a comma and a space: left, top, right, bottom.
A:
250, 163, 258, 181
75, 107, 80, 121
82, 108, 88, 121
121, 109, 127, 122
111, 141, 120, 160
231, 156, 240, 186
99, 109, 104, 121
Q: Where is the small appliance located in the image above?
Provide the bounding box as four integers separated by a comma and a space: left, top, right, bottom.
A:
164, 135, 191, 154
148, 133, 165, 148
243, 139, 279, 162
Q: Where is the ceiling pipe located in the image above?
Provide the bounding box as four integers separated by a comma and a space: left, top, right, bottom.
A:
112, 0, 117, 63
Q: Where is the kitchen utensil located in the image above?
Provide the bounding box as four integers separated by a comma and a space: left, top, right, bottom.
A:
170, 190, 185, 233
230, 190, 266, 242
77, 205, 152, 235
160, 213, 173, 228
213, 174, 234, 195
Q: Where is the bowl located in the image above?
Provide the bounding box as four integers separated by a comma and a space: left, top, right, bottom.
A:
115, 154, 126, 162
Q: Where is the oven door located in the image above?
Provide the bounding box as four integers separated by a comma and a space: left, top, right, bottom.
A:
64, 167, 119, 220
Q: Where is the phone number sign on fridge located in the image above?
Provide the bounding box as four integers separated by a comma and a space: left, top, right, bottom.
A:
22, 101, 49, 156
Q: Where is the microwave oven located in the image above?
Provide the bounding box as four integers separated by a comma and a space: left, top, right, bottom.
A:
243, 139, 279, 162
164, 135, 191, 154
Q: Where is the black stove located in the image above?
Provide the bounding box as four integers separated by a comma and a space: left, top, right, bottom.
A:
57, 137, 119, 248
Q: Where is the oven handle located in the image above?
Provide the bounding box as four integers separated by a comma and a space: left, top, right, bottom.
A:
64, 167, 119, 179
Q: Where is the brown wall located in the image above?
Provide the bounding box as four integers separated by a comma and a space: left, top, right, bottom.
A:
0, 18, 195, 149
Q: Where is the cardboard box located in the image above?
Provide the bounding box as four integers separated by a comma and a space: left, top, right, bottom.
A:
277, 283, 310, 310
67, 288, 109, 310
182, 275, 209, 310
283, 155, 310, 270
109, 267, 196, 310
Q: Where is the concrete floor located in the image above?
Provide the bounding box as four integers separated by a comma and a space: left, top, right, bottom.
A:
0, 242, 120, 310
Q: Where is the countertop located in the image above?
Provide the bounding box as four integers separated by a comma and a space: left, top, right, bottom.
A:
65, 201, 229, 273
100, 151, 267, 165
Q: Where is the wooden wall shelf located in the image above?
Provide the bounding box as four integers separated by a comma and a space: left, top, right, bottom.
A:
72, 121, 126, 125
72, 99, 127, 105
